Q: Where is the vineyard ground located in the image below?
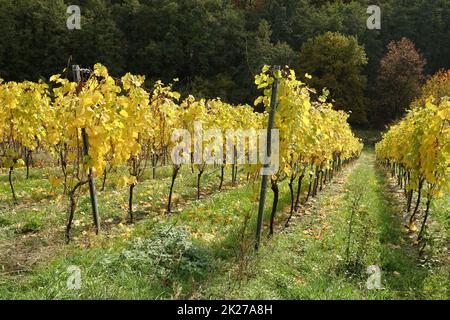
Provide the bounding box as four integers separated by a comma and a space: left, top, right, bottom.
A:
205, 150, 449, 299
0, 149, 448, 299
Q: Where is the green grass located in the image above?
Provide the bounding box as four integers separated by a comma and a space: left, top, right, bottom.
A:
0, 150, 448, 300
0, 161, 295, 299
203, 151, 449, 300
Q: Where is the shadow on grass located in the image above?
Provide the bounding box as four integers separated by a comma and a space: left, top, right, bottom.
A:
373, 164, 430, 299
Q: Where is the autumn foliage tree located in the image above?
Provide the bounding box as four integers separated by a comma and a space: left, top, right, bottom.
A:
414, 69, 450, 107
375, 38, 426, 124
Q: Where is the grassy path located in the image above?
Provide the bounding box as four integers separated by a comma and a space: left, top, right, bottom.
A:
204, 150, 449, 299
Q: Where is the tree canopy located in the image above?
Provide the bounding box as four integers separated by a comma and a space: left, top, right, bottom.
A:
0, 0, 449, 127
298, 32, 368, 124
375, 38, 426, 122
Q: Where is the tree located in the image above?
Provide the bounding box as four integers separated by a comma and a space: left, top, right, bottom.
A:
0, 0, 69, 80
375, 38, 425, 123
246, 20, 297, 75
298, 32, 368, 124
380, 0, 450, 76
66, 0, 126, 76
415, 69, 450, 106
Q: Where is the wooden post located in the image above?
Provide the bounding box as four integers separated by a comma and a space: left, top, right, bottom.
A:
255, 66, 280, 251
73, 65, 100, 235
81, 128, 100, 234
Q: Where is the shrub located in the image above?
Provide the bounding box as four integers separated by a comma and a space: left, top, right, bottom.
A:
104, 225, 211, 282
